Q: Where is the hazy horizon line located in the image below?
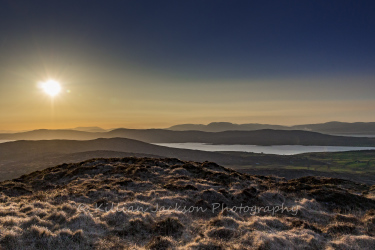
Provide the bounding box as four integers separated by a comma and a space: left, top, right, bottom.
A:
2, 120, 375, 133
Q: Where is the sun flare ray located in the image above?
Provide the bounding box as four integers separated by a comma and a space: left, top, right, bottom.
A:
40, 80, 61, 97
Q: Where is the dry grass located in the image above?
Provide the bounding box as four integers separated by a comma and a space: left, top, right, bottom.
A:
0, 157, 375, 249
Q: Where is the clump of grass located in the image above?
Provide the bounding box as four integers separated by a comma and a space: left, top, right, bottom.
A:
45, 211, 67, 224
209, 217, 239, 229
145, 236, 174, 250
153, 217, 184, 238
206, 227, 235, 241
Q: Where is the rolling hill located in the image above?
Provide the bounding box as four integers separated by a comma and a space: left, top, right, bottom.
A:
1, 138, 375, 184
1, 129, 375, 146
0, 138, 323, 181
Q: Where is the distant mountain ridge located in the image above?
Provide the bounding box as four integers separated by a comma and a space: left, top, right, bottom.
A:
71, 126, 108, 132
168, 122, 286, 132
168, 121, 375, 135
1, 128, 375, 146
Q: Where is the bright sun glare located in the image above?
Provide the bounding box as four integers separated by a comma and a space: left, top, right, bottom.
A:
41, 80, 61, 97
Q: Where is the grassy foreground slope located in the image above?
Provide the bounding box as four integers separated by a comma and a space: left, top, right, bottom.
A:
0, 157, 375, 249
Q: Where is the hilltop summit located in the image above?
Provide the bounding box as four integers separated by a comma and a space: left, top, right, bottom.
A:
1, 157, 375, 249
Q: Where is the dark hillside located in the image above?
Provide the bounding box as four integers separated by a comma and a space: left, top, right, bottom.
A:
2, 129, 375, 146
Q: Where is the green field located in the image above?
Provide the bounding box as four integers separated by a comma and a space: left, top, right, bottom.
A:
299, 151, 375, 173
228, 150, 375, 174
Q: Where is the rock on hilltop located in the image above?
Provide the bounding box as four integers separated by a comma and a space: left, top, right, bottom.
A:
1, 157, 375, 249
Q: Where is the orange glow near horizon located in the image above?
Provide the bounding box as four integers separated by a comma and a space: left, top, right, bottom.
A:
0, 72, 375, 132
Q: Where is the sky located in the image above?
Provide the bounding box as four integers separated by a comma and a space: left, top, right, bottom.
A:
1, 0, 375, 130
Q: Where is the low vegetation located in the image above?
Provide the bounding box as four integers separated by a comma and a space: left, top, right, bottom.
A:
1, 157, 375, 249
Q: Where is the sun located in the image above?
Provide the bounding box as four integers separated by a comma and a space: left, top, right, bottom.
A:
41, 79, 61, 97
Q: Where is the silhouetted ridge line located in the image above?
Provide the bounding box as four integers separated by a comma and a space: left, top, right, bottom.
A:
1, 128, 375, 146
